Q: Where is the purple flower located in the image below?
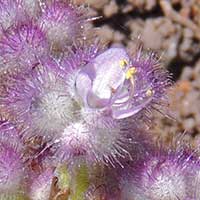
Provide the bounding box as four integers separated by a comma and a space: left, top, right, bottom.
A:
0, 0, 183, 198
75, 47, 130, 112
0, 22, 48, 73
75, 47, 171, 120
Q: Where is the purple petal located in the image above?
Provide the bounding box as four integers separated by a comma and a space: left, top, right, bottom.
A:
75, 47, 131, 109
112, 89, 153, 119
75, 71, 92, 106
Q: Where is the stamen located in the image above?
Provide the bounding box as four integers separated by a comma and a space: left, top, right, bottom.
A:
146, 89, 154, 97
125, 67, 137, 80
119, 59, 128, 69
125, 67, 137, 103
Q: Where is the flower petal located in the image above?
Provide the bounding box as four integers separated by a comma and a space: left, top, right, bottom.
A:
75, 71, 92, 106
76, 47, 131, 109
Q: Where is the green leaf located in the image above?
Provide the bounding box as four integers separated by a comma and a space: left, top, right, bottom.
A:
70, 165, 90, 200
56, 165, 71, 189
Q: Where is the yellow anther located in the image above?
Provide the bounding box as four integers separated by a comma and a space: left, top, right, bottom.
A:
119, 59, 128, 69
146, 89, 153, 97
125, 67, 137, 80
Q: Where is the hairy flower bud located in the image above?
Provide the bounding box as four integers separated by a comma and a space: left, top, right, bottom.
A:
29, 168, 54, 200
120, 146, 200, 200
39, 1, 86, 52
0, 121, 26, 199
0, 22, 48, 74
0, 0, 20, 34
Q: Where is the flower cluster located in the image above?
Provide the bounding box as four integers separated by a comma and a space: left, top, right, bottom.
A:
0, 0, 198, 199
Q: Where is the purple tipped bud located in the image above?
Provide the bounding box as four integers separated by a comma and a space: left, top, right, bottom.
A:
29, 168, 54, 200
39, 1, 85, 51
0, 144, 24, 194
62, 42, 100, 72
55, 118, 131, 166
0, 0, 20, 33
120, 147, 200, 200
0, 22, 48, 73
19, 0, 41, 18
0, 123, 26, 197
0, 120, 23, 151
